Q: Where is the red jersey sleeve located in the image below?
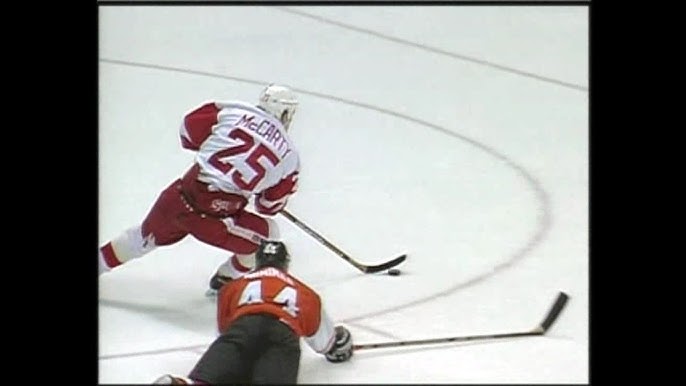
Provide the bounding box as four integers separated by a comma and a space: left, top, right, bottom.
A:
255, 171, 299, 216
179, 102, 220, 150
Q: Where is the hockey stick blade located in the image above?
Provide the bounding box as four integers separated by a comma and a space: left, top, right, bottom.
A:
533, 291, 569, 333
358, 254, 407, 274
353, 291, 570, 351
280, 209, 407, 274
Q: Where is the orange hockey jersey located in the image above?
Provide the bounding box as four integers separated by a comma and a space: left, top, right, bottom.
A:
217, 266, 337, 353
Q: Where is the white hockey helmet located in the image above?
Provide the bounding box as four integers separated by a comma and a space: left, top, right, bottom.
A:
258, 84, 298, 131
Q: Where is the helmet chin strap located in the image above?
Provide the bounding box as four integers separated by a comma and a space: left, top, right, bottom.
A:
256, 104, 289, 129
257, 84, 298, 130
281, 111, 293, 130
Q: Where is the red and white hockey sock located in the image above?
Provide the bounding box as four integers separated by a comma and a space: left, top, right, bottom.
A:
99, 226, 157, 275
217, 254, 254, 280
99, 242, 120, 274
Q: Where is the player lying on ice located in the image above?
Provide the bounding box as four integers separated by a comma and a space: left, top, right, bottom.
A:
152, 240, 353, 384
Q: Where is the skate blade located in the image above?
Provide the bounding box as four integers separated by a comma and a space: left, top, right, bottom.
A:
205, 288, 218, 297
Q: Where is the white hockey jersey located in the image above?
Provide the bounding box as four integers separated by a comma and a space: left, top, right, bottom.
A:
179, 101, 300, 215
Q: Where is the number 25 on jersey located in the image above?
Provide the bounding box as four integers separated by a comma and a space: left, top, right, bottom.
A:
208, 128, 279, 191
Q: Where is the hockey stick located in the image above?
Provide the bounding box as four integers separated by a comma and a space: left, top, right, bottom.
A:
353, 291, 569, 351
280, 209, 407, 274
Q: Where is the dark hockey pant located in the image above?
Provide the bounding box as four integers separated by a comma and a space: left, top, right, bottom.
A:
189, 314, 301, 384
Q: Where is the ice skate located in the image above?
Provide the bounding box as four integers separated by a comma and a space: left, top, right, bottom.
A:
205, 269, 232, 297
152, 374, 189, 384
205, 253, 255, 297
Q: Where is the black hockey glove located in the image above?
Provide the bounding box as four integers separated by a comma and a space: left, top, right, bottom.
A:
325, 326, 353, 363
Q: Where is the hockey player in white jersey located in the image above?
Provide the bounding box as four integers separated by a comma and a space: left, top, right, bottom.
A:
99, 84, 300, 294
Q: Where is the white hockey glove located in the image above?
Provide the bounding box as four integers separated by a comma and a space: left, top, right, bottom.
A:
325, 326, 353, 363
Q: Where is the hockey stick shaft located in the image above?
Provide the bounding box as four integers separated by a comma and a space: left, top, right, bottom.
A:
280, 209, 406, 273
353, 291, 569, 351
353, 331, 540, 350
280, 209, 361, 268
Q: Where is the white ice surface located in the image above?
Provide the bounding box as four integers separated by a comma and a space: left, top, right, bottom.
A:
99, 5, 588, 384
